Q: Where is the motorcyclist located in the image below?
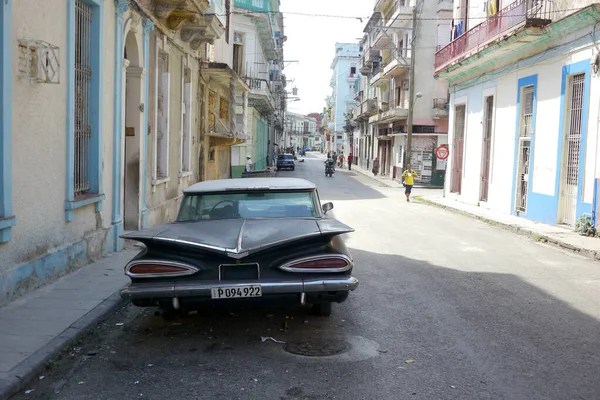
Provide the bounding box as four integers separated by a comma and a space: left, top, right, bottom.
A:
325, 153, 335, 171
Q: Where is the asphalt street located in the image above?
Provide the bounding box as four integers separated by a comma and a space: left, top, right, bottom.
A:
11, 152, 600, 400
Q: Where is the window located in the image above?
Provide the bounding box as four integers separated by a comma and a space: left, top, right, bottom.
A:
155, 51, 170, 179
181, 66, 192, 173
74, 0, 93, 197
176, 191, 320, 221
350, 66, 356, 76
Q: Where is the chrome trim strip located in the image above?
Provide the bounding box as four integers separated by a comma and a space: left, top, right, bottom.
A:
125, 259, 200, 278
278, 254, 353, 273
152, 237, 236, 253
120, 277, 359, 299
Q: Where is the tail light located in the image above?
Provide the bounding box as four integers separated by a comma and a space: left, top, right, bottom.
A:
125, 260, 199, 278
279, 255, 352, 273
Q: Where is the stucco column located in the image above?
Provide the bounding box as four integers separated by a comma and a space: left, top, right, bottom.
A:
0, 0, 15, 243
111, 0, 128, 251
140, 18, 154, 229
242, 90, 248, 139
230, 76, 237, 136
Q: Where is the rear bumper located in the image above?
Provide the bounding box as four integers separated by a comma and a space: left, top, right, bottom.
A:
120, 277, 359, 300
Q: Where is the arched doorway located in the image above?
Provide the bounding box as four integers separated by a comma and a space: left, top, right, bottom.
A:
123, 30, 143, 231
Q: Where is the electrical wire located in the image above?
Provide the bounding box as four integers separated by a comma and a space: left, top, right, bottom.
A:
228, 7, 587, 22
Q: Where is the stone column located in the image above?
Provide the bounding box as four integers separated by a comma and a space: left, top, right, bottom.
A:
230, 76, 237, 136
140, 18, 154, 229
111, 0, 129, 251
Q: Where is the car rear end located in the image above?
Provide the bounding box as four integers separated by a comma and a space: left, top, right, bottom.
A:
120, 236, 358, 313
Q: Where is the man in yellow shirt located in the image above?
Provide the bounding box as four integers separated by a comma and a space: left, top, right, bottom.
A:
401, 164, 418, 202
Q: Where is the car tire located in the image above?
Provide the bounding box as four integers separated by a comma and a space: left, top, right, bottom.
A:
292, 167, 295, 171
313, 302, 332, 317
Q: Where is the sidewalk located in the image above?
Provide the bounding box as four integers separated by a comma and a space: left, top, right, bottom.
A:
0, 248, 139, 400
350, 163, 443, 189
416, 194, 600, 261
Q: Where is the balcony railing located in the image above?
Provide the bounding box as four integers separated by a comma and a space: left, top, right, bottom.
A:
433, 98, 449, 109
384, 0, 411, 23
434, 0, 552, 70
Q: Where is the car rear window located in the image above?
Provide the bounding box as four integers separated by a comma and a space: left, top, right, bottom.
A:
278, 155, 293, 160
177, 191, 320, 221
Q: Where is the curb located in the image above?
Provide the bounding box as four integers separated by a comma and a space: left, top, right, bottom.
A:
352, 168, 443, 190
414, 196, 600, 261
0, 291, 127, 400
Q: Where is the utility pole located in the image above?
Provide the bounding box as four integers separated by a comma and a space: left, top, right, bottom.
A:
404, 4, 418, 170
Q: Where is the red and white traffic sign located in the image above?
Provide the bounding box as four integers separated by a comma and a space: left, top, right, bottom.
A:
435, 145, 449, 160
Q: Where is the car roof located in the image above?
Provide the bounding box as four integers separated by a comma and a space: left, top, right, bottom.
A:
279, 153, 293, 156
184, 177, 317, 194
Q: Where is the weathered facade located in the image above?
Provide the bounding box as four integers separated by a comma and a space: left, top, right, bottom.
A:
0, 0, 119, 306
353, 0, 450, 185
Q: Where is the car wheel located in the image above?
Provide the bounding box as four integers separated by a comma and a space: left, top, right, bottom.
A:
313, 302, 332, 317
292, 167, 295, 171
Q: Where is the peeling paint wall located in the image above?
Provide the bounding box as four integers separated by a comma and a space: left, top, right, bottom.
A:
146, 31, 202, 227
0, 0, 117, 306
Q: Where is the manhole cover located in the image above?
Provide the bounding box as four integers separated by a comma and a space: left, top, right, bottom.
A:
283, 339, 351, 357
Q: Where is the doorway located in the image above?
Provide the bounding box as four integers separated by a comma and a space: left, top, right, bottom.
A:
451, 104, 466, 194
558, 73, 585, 226
123, 31, 143, 231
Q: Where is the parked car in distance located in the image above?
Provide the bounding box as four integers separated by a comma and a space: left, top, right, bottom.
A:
277, 153, 295, 171
119, 178, 359, 317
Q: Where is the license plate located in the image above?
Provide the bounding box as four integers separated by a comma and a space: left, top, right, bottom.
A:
211, 285, 262, 299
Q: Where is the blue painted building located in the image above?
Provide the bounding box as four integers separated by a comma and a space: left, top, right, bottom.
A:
435, 1, 600, 228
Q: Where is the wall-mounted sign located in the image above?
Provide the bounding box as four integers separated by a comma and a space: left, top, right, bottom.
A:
435, 144, 449, 160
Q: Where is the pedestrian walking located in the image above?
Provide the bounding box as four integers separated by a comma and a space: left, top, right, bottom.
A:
372, 157, 380, 176
338, 154, 344, 168
401, 164, 418, 202
347, 154, 353, 170
245, 154, 253, 172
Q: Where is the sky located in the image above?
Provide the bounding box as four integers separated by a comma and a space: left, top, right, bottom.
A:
279, 0, 374, 116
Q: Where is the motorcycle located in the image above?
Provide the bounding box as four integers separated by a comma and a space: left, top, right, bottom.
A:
325, 162, 335, 177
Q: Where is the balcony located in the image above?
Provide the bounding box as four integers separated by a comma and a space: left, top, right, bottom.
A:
381, 50, 409, 79
140, 0, 226, 48
383, 0, 414, 29
370, 63, 387, 88
354, 90, 364, 102
433, 98, 449, 118
359, 48, 381, 74
246, 77, 275, 114
353, 99, 378, 122
435, 0, 553, 76
437, 0, 453, 14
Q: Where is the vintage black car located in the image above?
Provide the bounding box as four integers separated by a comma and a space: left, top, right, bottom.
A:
276, 153, 295, 171
120, 178, 358, 317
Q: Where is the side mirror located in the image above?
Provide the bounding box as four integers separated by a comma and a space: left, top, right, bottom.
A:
321, 202, 334, 214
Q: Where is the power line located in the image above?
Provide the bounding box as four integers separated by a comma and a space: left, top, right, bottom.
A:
230, 7, 586, 22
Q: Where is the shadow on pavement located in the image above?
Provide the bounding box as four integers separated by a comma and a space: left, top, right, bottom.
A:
12, 248, 600, 400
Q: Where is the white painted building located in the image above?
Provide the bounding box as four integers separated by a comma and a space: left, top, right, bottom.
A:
436, 0, 600, 227
327, 43, 361, 154
353, 0, 450, 186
